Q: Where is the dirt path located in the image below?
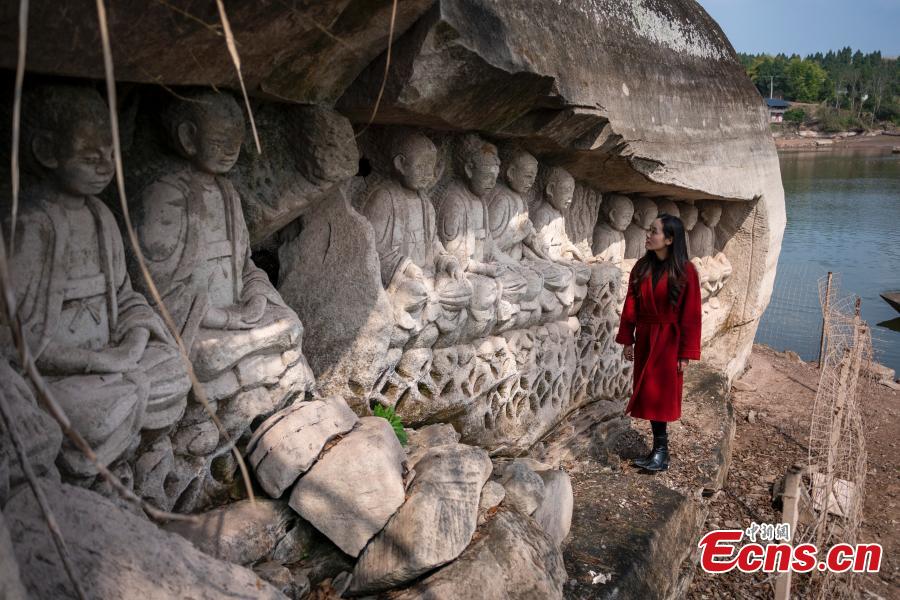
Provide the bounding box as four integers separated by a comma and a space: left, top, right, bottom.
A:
687, 344, 900, 599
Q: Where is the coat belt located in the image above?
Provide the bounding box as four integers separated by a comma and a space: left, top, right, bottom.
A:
638, 313, 678, 325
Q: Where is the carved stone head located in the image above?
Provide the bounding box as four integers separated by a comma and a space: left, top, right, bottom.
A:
631, 197, 658, 229
657, 199, 680, 218
678, 202, 698, 230
699, 200, 722, 227
391, 131, 437, 192
163, 91, 244, 175
295, 108, 359, 186
604, 194, 634, 231
544, 166, 576, 212
23, 85, 114, 197
457, 134, 500, 198
500, 146, 539, 195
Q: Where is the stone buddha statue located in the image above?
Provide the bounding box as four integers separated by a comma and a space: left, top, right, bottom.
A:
690, 200, 733, 307
623, 197, 658, 260
677, 201, 698, 258
130, 90, 313, 510
7, 85, 190, 483
361, 131, 472, 348
530, 166, 599, 314
592, 194, 633, 265
437, 134, 533, 335
488, 145, 575, 321
656, 198, 680, 219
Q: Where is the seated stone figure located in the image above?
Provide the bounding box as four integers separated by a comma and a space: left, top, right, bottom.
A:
656, 198, 680, 219
678, 201, 698, 259
591, 194, 633, 265
623, 196, 657, 260
437, 134, 537, 336
7, 85, 190, 482
130, 90, 313, 510
690, 200, 733, 307
361, 131, 473, 348
531, 166, 611, 315
488, 145, 575, 323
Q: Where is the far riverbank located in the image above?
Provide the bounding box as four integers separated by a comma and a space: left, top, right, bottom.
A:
774, 130, 900, 151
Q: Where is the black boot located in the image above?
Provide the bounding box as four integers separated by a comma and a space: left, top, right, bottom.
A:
641, 433, 669, 472
632, 431, 663, 468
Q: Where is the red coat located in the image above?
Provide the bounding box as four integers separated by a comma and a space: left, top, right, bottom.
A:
615, 261, 702, 422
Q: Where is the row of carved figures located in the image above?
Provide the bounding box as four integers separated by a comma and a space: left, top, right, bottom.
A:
353, 130, 618, 350
1, 84, 735, 512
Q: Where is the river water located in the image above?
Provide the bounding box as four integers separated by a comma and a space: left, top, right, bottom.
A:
755, 147, 900, 374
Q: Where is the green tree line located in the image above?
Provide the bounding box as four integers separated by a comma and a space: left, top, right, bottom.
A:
739, 48, 900, 124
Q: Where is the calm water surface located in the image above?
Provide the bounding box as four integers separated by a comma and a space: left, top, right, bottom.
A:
755, 148, 900, 374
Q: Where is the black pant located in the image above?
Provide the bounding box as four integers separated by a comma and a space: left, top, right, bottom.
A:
651, 420, 667, 437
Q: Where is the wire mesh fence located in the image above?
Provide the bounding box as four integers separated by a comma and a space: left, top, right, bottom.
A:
780, 273, 872, 599
755, 263, 894, 369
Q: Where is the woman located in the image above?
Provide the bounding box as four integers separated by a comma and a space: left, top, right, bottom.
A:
615, 213, 702, 472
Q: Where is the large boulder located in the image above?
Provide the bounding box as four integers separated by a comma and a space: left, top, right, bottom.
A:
0, 362, 63, 505
532, 469, 574, 547
6, 482, 286, 599
163, 499, 313, 566
0, 510, 26, 600
247, 396, 359, 498
350, 443, 492, 594
497, 460, 546, 516
391, 508, 567, 600
289, 417, 406, 557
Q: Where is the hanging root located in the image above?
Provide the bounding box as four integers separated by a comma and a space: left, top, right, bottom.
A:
8, 0, 29, 252
356, 0, 398, 137
93, 0, 255, 505
215, 0, 261, 154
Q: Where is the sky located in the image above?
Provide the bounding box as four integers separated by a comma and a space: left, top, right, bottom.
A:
697, 0, 900, 57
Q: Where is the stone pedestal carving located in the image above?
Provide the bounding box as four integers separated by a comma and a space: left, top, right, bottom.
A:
129, 91, 314, 511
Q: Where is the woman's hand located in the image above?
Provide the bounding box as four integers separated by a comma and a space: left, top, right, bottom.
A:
677, 359, 689, 373
623, 345, 634, 361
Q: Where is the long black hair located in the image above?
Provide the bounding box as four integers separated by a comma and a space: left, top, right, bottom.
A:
630, 213, 690, 308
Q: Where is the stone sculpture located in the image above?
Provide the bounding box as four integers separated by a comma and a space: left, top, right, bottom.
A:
129, 90, 313, 510
488, 145, 575, 321
7, 85, 190, 483
361, 131, 472, 348
530, 166, 594, 313
677, 201, 698, 258
690, 200, 733, 307
623, 196, 658, 260
591, 194, 634, 265
656, 198, 680, 219
437, 134, 537, 334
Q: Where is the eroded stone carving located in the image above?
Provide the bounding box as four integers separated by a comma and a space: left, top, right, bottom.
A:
656, 198, 680, 219
438, 135, 540, 334
592, 193, 633, 265
130, 90, 313, 510
8, 85, 190, 485
623, 196, 658, 260
489, 145, 576, 323
690, 200, 733, 308
360, 131, 473, 349
530, 166, 595, 314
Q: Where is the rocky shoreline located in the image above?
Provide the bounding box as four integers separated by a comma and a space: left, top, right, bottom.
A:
774, 130, 900, 151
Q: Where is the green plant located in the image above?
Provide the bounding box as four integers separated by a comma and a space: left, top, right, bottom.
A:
373, 404, 408, 446
783, 108, 806, 124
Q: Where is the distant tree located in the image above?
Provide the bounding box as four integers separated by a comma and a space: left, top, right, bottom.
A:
784, 58, 827, 102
